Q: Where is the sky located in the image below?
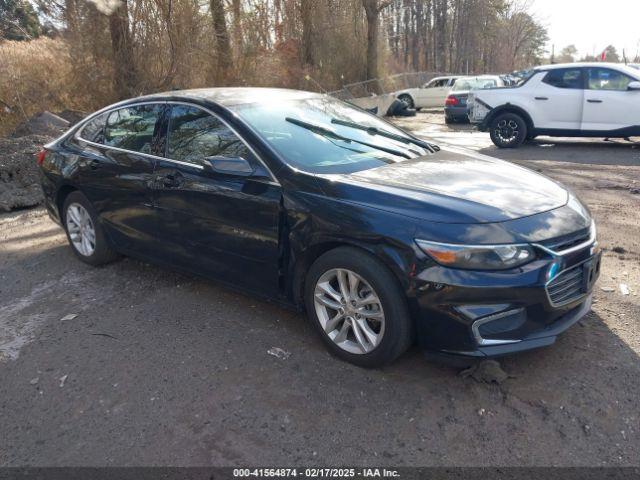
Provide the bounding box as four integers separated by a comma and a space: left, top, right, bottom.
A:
531, 0, 640, 60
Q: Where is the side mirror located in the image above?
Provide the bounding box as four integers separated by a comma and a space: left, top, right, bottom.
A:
628, 81, 640, 91
203, 155, 254, 176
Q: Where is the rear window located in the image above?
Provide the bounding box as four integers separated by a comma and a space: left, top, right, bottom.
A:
452, 78, 498, 91
104, 104, 163, 154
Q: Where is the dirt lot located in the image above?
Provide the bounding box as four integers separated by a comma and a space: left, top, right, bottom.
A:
1, 112, 639, 467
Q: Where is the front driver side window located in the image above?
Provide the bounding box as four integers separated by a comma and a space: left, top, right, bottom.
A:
587, 68, 634, 91
167, 105, 251, 165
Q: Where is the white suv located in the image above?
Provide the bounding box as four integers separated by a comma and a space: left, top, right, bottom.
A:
468, 63, 640, 148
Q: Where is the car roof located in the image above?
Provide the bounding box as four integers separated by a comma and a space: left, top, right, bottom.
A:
536, 62, 631, 71
534, 62, 640, 78
134, 87, 322, 107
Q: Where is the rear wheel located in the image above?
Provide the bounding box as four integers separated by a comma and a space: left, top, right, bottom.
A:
398, 94, 414, 109
489, 112, 527, 148
304, 247, 413, 368
445, 114, 456, 124
62, 191, 118, 266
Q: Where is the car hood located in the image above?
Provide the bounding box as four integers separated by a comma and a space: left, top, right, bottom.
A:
320, 147, 569, 224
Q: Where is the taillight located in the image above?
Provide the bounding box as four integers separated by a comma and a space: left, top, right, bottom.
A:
36, 149, 47, 166
445, 95, 459, 106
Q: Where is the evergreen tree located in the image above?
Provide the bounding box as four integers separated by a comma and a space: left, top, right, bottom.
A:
0, 0, 42, 40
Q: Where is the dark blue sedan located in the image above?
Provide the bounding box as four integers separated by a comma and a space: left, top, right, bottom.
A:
37, 88, 600, 367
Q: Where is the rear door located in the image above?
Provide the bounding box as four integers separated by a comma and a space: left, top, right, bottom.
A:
533, 67, 585, 130
152, 103, 282, 295
74, 103, 166, 252
582, 67, 640, 132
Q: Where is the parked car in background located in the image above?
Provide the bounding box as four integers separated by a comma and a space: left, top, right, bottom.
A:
500, 74, 520, 86
468, 62, 640, 148
37, 88, 599, 367
444, 75, 505, 123
628, 63, 640, 70
395, 76, 460, 110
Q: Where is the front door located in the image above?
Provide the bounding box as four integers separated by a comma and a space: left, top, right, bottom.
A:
582, 67, 640, 132
152, 104, 282, 296
418, 78, 451, 108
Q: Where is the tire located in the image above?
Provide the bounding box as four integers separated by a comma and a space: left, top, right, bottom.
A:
398, 94, 414, 110
304, 247, 413, 368
445, 114, 455, 124
62, 191, 118, 266
489, 112, 528, 148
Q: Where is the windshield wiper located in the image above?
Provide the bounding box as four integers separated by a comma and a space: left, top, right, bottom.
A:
285, 117, 411, 159
330, 118, 440, 153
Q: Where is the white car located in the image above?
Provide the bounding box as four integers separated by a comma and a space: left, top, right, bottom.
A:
395, 76, 460, 109
468, 63, 640, 148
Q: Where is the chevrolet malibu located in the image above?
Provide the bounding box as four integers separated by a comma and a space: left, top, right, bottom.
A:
37, 88, 601, 367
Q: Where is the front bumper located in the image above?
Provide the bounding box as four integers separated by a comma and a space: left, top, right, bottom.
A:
411, 246, 601, 359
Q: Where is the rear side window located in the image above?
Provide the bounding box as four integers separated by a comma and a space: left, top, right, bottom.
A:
587, 68, 634, 91
104, 104, 163, 154
542, 68, 583, 89
167, 105, 251, 165
79, 113, 107, 143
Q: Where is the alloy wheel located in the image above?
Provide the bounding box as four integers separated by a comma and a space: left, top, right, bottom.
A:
494, 119, 519, 144
313, 268, 385, 354
66, 203, 96, 257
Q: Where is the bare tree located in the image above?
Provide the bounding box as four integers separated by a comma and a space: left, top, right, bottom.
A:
210, 0, 232, 84
109, 0, 138, 97
362, 0, 392, 80
300, 0, 315, 66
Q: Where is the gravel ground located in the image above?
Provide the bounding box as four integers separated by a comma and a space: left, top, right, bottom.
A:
0, 112, 639, 467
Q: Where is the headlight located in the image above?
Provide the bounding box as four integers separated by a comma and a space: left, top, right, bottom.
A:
415, 239, 535, 270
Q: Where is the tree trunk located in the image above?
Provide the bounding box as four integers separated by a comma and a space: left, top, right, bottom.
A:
210, 0, 232, 85
109, 0, 137, 98
363, 0, 391, 81
231, 0, 242, 58
363, 0, 379, 80
300, 0, 314, 66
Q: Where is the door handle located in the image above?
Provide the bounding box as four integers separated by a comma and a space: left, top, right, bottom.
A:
534, 96, 548, 100
587, 99, 603, 103
160, 172, 183, 188
89, 159, 100, 170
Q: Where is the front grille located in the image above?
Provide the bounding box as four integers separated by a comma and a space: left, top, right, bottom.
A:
540, 227, 591, 253
547, 265, 585, 306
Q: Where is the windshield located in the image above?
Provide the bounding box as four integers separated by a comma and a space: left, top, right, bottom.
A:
452, 77, 498, 91
231, 96, 428, 174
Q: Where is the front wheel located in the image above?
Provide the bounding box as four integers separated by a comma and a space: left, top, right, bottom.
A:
304, 247, 413, 368
489, 113, 527, 148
